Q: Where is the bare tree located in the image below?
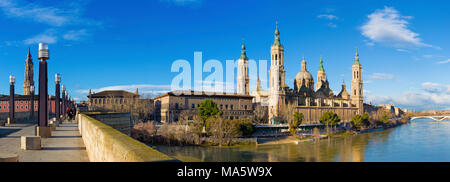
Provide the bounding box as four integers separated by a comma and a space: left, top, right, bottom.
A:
253, 104, 268, 124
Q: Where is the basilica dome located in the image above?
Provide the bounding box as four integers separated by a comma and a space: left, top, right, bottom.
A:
295, 57, 315, 91
295, 71, 313, 82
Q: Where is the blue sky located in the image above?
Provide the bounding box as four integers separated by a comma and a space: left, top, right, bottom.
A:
0, 0, 448, 111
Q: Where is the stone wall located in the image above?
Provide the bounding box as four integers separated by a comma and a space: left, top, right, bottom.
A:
84, 112, 131, 135
295, 106, 358, 124
77, 113, 176, 162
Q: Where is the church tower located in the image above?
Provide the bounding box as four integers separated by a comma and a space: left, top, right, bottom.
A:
269, 21, 286, 92
351, 49, 364, 114
237, 39, 249, 95
316, 55, 326, 90
268, 21, 286, 122
23, 48, 34, 95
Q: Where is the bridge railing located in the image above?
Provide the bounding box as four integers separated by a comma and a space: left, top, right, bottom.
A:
78, 113, 177, 162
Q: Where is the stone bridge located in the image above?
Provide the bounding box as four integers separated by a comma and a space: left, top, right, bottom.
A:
410, 116, 450, 122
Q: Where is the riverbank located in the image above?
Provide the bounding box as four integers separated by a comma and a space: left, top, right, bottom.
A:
256, 120, 410, 146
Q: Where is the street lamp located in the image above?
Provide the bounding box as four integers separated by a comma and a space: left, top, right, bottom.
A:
9, 75, 15, 124
62, 85, 65, 117
37, 43, 50, 137
30, 85, 35, 121
55, 74, 61, 124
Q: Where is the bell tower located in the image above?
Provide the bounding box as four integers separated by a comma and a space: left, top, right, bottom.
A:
316, 55, 326, 90
23, 48, 34, 95
352, 49, 364, 114
237, 38, 249, 95
268, 21, 286, 123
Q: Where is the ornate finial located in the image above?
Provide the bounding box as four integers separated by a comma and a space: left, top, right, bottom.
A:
354, 48, 360, 65
319, 54, 324, 71
273, 20, 281, 45
27, 47, 31, 58
240, 38, 247, 59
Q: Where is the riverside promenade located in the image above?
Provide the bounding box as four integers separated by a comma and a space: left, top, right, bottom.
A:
0, 121, 88, 162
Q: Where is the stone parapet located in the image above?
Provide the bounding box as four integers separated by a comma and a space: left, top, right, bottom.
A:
78, 113, 176, 162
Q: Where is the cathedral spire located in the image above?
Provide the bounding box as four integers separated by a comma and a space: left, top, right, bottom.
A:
240, 38, 247, 59
256, 76, 261, 91
273, 21, 281, 46
27, 47, 31, 58
354, 48, 360, 65
319, 54, 325, 71
301, 55, 307, 72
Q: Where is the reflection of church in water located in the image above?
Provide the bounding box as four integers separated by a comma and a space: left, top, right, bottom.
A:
237, 22, 364, 124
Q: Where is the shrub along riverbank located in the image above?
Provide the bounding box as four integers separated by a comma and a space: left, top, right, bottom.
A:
131, 99, 412, 147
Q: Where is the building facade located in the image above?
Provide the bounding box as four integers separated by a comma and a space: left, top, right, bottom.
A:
153, 91, 254, 123
0, 94, 57, 121
87, 89, 154, 120
247, 22, 364, 124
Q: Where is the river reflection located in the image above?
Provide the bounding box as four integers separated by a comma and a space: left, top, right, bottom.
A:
156, 119, 450, 162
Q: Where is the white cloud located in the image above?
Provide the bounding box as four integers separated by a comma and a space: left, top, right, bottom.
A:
162, 0, 202, 6
369, 73, 394, 80
24, 29, 58, 45
361, 6, 434, 48
366, 82, 450, 110
63, 29, 89, 41
396, 49, 409, 52
317, 14, 338, 20
0, 0, 100, 45
327, 22, 337, 28
421, 82, 443, 94
0, 0, 76, 27
76, 84, 174, 99
436, 59, 450, 64
317, 14, 339, 28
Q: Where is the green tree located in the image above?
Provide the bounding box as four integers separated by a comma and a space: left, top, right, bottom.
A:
289, 112, 303, 135
361, 113, 371, 126
231, 119, 255, 138
351, 114, 363, 128
198, 99, 221, 126
320, 112, 341, 134
381, 114, 390, 125
351, 113, 371, 129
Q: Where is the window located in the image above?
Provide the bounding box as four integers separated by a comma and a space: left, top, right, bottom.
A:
225, 104, 228, 109
220, 104, 223, 109
244, 105, 247, 110
192, 104, 195, 109
230, 104, 233, 110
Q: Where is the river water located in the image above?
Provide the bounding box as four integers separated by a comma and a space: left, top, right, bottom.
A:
156, 119, 450, 162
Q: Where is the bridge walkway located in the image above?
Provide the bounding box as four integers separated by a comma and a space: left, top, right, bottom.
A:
0, 121, 88, 162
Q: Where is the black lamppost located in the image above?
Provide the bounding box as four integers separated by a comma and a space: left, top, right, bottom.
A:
55, 74, 61, 124
30, 85, 35, 121
37, 43, 50, 137
62, 86, 65, 118
9, 75, 15, 124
